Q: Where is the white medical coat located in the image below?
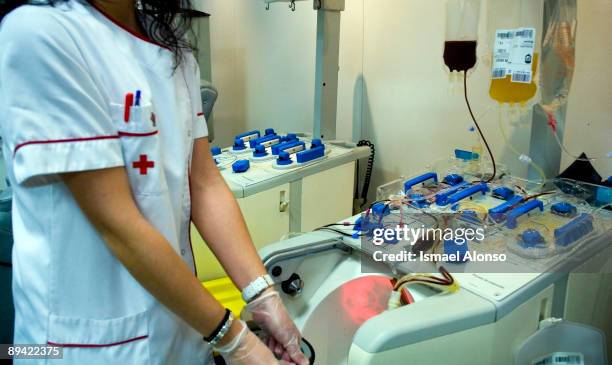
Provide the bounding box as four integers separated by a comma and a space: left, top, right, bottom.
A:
0, 1, 211, 363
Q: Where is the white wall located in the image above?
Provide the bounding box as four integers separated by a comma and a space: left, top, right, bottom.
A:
563, 0, 612, 176
198, 0, 611, 198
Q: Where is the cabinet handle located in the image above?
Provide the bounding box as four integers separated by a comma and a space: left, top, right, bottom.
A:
279, 190, 289, 212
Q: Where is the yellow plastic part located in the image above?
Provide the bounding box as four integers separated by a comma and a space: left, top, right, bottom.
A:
489, 53, 539, 105
202, 277, 246, 317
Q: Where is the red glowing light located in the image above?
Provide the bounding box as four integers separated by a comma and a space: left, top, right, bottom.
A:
339, 275, 393, 325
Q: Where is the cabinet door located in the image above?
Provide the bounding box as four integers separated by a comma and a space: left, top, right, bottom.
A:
300, 162, 356, 232
191, 183, 291, 281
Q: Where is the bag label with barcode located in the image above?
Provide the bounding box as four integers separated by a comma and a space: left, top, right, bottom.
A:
491, 27, 536, 83
532, 352, 584, 365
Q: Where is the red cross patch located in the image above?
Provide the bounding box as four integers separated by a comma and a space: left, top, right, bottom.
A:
133, 154, 155, 175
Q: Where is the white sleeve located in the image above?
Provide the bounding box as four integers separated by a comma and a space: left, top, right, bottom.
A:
0, 9, 124, 185
186, 54, 209, 141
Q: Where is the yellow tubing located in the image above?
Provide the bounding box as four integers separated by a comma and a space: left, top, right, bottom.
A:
498, 107, 547, 186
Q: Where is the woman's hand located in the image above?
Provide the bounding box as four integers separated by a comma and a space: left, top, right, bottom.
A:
216, 320, 293, 365
244, 289, 309, 365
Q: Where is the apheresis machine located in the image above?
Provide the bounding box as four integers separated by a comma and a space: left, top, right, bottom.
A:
257, 154, 611, 365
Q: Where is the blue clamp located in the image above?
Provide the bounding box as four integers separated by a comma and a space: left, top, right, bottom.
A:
371, 202, 391, 218
232, 160, 250, 173
505, 199, 544, 229
440, 183, 489, 207
235, 130, 261, 142
554, 213, 594, 247
276, 152, 293, 166
595, 185, 612, 206
379, 228, 400, 244
265, 128, 276, 136
488, 195, 523, 222
443, 174, 464, 186
232, 137, 247, 151
253, 145, 268, 158
492, 187, 515, 200
518, 229, 546, 248
211, 146, 222, 156
444, 239, 469, 263
296, 146, 325, 164
311, 139, 324, 149
271, 140, 306, 155
249, 134, 282, 148
281, 133, 298, 142
551, 202, 577, 217
353, 217, 363, 232
435, 181, 470, 206
455, 149, 479, 161
404, 172, 438, 193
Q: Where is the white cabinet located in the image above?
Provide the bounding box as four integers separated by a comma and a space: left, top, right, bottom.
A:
191, 161, 356, 281
191, 183, 291, 281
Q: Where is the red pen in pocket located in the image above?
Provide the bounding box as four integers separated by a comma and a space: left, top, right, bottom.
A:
124, 93, 134, 122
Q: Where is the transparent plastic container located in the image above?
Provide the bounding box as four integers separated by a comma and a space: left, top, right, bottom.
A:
505, 194, 599, 259
515, 318, 607, 365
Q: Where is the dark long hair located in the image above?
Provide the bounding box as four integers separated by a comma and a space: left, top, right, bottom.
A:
0, 0, 195, 65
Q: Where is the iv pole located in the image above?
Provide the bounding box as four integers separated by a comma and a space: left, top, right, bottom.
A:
265, 0, 346, 140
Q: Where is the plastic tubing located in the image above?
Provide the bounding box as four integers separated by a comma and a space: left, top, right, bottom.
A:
497, 108, 547, 186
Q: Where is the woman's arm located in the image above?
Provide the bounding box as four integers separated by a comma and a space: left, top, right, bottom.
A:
62, 167, 241, 346
190, 138, 268, 289
190, 138, 310, 365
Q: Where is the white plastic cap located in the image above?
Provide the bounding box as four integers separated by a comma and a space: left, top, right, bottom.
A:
519, 154, 532, 164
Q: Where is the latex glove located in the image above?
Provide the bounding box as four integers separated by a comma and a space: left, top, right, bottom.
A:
245, 290, 309, 365
215, 320, 292, 365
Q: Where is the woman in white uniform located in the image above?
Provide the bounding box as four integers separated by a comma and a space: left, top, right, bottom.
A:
0, 1, 308, 364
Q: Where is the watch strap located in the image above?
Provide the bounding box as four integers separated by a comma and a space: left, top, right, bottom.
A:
242, 274, 274, 303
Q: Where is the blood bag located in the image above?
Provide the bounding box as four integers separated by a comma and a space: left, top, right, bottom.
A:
485, 0, 548, 183
444, 0, 481, 83
487, 0, 544, 108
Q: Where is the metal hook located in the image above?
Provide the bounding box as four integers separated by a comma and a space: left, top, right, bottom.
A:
289, 0, 296, 11
265, 3, 270, 10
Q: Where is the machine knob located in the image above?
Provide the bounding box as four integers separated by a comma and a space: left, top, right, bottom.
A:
277, 151, 293, 166
281, 273, 304, 298
283, 133, 298, 142
211, 146, 222, 156
232, 160, 250, 173
233, 137, 247, 151
253, 144, 268, 158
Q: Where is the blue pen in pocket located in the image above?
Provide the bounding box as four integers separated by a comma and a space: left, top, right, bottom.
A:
135, 90, 141, 106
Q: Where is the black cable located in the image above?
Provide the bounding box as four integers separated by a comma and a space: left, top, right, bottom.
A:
356, 140, 375, 208
463, 71, 496, 183
314, 227, 360, 237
